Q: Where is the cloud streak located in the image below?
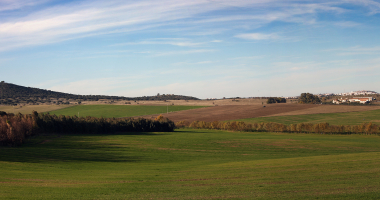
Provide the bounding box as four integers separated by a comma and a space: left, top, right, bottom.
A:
0, 0, 374, 51
112, 38, 205, 47
235, 33, 279, 40
324, 46, 380, 56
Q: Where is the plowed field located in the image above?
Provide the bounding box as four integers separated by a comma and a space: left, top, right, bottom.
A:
145, 104, 319, 122
144, 104, 380, 122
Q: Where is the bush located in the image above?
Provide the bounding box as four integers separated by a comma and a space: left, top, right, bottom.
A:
0, 111, 176, 146
182, 120, 380, 135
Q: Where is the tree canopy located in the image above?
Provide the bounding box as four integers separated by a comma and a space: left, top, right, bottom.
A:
267, 97, 286, 104
298, 93, 321, 104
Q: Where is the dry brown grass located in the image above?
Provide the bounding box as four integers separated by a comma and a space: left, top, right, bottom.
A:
0, 104, 73, 114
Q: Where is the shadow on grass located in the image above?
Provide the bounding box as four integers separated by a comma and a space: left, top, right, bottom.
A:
173, 129, 218, 134
114, 132, 168, 136
0, 133, 159, 163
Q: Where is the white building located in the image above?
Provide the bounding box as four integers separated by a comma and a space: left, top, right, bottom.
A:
333, 97, 373, 104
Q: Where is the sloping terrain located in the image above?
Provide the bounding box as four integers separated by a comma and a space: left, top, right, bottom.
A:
144, 104, 380, 122
266, 104, 380, 117
0, 81, 199, 106
144, 104, 319, 122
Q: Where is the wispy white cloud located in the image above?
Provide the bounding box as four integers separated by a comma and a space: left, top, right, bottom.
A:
272, 61, 322, 70
0, 0, 371, 52
171, 60, 214, 66
151, 49, 216, 57
235, 33, 279, 40
230, 56, 265, 60
334, 21, 361, 27
342, 0, 380, 14
324, 46, 380, 56
0, 57, 13, 64
0, 0, 48, 12
188, 29, 227, 36
112, 38, 204, 47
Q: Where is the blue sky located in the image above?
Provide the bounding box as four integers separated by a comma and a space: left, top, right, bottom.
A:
1, 0, 380, 98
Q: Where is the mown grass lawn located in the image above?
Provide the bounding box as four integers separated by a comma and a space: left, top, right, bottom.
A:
1, 129, 380, 199
235, 109, 380, 126
46, 105, 206, 118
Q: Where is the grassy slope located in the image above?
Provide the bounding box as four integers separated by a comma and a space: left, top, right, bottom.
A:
46, 105, 206, 118
235, 109, 380, 125
1, 129, 380, 199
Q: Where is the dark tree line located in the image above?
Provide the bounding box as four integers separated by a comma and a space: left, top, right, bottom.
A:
267, 97, 286, 104
0, 111, 175, 146
298, 93, 321, 104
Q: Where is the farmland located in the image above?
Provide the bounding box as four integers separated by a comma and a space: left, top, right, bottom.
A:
0, 104, 72, 115
143, 103, 380, 123
45, 105, 206, 118
2, 102, 380, 199
1, 129, 380, 199
235, 109, 380, 126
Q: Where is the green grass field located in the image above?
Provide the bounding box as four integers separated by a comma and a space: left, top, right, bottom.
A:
46, 105, 206, 118
235, 109, 380, 126
1, 129, 380, 199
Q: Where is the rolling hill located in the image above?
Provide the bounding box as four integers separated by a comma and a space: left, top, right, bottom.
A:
0, 81, 199, 105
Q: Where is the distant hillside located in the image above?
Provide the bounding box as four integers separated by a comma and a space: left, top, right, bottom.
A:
1, 81, 79, 99
0, 81, 199, 105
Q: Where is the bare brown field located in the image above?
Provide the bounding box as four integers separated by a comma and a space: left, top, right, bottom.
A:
0, 104, 73, 114
143, 104, 380, 122
144, 104, 319, 122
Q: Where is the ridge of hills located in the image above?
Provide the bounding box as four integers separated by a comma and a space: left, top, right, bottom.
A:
0, 81, 199, 105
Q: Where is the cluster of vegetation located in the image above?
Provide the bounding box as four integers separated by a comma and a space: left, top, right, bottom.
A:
134, 93, 199, 101
0, 97, 72, 106
0, 81, 199, 105
176, 120, 380, 135
266, 97, 286, 104
298, 93, 321, 104
0, 112, 175, 146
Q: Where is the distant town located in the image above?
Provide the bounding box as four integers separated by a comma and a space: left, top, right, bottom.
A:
315, 90, 378, 105
316, 90, 378, 97
281, 90, 378, 99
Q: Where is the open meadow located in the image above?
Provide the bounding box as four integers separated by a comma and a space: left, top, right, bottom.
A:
45, 105, 206, 118
1, 129, 380, 199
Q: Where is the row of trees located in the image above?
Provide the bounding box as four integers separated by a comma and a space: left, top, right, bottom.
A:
0, 112, 175, 146
176, 120, 380, 135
